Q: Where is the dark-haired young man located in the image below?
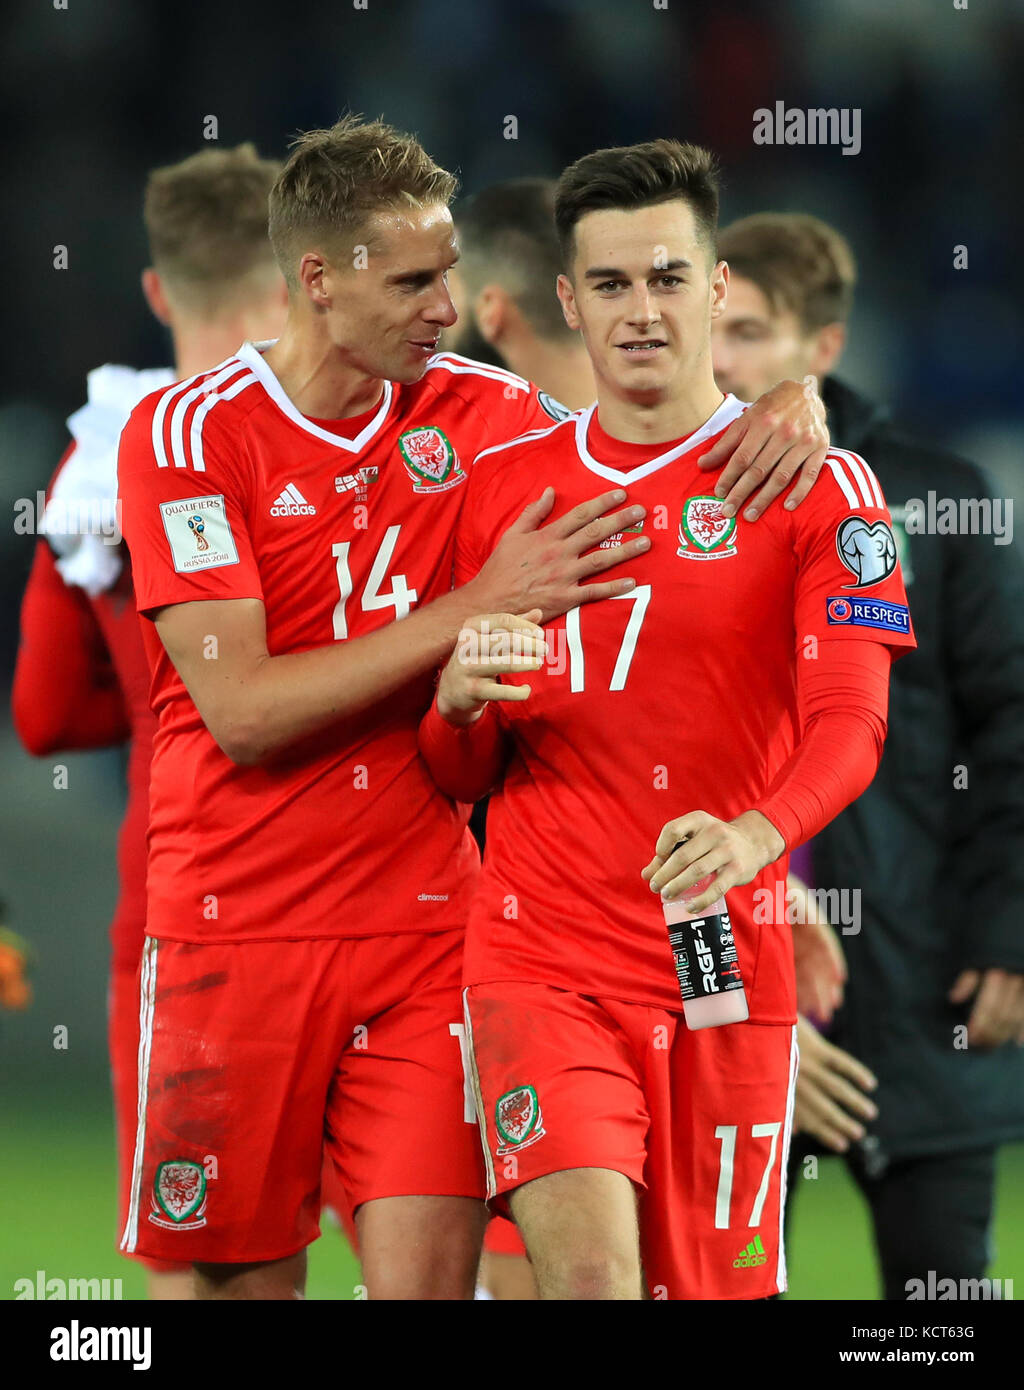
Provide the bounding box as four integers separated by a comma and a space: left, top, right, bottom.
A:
116, 117, 829, 1301
713, 212, 1024, 1300
419, 141, 916, 1299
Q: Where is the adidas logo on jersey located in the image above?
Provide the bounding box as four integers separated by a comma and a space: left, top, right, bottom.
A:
270, 484, 316, 517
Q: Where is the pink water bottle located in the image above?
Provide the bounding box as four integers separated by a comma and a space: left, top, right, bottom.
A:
663, 872, 749, 1029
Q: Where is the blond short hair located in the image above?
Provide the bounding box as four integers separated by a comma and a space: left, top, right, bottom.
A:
268, 115, 458, 289
143, 143, 281, 311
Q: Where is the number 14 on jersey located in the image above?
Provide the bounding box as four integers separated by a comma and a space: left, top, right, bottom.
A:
332, 525, 419, 639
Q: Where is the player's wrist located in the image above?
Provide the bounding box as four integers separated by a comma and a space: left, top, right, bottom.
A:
451, 577, 493, 626
733, 809, 786, 870
435, 685, 488, 727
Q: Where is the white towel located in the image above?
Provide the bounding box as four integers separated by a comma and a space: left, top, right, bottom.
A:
42, 363, 175, 596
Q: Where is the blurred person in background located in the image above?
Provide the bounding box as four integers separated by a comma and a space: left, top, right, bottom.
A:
447, 178, 594, 412
712, 212, 1024, 1299
11, 143, 288, 1300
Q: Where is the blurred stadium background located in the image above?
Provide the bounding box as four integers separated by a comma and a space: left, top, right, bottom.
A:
2, 0, 1022, 1300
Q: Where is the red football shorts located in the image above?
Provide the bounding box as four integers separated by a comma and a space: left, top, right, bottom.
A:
463, 982, 798, 1300
108, 958, 189, 1274
120, 931, 484, 1264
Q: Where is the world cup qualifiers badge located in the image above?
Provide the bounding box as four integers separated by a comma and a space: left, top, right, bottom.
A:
398, 427, 465, 493
677, 495, 738, 560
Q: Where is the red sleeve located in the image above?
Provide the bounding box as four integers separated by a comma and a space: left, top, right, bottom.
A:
418, 696, 507, 802
117, 391, 263, 617
749, 450, 916, 847
753, 639, 890, 849
793, 450, 916, 656
12, 537, 130, 754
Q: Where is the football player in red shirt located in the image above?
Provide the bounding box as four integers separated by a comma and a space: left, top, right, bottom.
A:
418, 139, 916, 1299
12, 145, 288, 1300
116, 118, 830, 1300
449, 176, 837, 1300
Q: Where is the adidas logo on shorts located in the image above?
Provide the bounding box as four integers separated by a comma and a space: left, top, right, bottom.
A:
733, 1235, 767, 1268
270, 484, 316, 517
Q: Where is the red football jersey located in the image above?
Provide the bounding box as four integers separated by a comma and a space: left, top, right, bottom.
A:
117, 345, 556, 944
455, 397, 916, 1023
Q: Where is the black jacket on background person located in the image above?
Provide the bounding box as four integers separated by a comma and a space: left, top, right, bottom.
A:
810, 376, 1024, 1167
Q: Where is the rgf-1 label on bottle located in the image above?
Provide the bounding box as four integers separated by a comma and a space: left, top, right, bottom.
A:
668, 909, 745, 1001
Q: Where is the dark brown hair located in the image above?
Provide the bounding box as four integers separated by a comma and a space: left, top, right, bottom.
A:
554, 139, 720, 270
456, 178, 571, 340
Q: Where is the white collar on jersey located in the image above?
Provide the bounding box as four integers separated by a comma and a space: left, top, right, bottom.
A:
236, 340, 394, 453
573, 394, 746, 486
42, 362, 176, 596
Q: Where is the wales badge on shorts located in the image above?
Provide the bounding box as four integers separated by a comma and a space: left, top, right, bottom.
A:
495, 1085, 546, 1156
149, 1159, 208, 1230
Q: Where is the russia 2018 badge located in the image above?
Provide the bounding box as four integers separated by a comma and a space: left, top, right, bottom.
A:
677, 495, 738, 560
398, 427, 465, 493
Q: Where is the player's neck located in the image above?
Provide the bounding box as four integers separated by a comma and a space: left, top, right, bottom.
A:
594, 372, 725, 447
172, 311, 281, 384
501, 337, 596, 411
260, 321, 385, 421
172, 325, 256, 382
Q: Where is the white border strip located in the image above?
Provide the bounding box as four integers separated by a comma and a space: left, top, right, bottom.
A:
187, 372, 259, 472
574, 395, 746, 486
836, 450, 875, 509
775, 1022, 800, 1292
462, 987, 498, 1201
120, 937, 158, 1253
426, 351, 531, 392
824, 456, 860, 509
473, 419, 566, 467
236, 341, 393, 453
833, 447, 885, 508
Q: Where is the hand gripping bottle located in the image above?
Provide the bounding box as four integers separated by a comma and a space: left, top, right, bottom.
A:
663, 868, 748, 1029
